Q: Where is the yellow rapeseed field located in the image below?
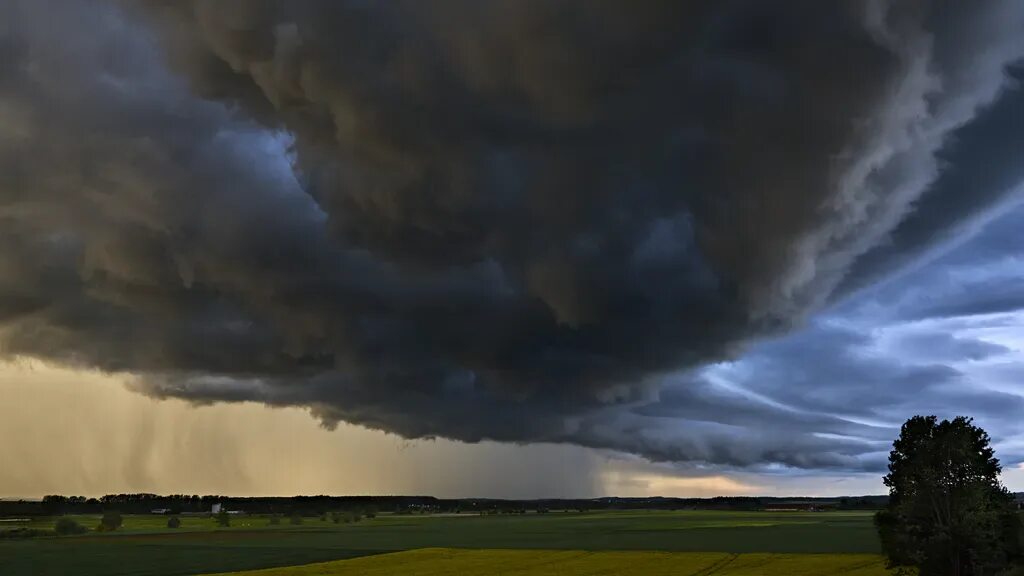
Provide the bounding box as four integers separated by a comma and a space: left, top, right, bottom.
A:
204, 548, 901, 575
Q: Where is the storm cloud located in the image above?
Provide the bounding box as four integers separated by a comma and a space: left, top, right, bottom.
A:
2, 0, 1024, 472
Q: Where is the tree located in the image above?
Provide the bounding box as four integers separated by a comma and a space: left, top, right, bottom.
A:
98, 510, 123, 532
876, 416, 1022, 575
167, 516, 181, 529
215, 509, 230, 527
54, 517, 87, 536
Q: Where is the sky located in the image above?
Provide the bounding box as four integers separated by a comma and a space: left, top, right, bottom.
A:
1, 0, 1024, 498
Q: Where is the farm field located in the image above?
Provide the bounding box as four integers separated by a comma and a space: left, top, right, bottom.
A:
202, 548, 897, 576
0, 510, 884, 576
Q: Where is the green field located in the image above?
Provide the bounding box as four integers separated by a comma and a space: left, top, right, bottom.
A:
203, 548, 896, 576
0, 510, 884, 576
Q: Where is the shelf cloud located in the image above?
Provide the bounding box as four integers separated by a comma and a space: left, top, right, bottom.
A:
1, 0, 1023, 472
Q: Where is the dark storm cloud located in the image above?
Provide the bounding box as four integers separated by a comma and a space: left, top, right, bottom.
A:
2, 0, 1024, 472
839, 65, 1024, 295
680, 206, 1024, 473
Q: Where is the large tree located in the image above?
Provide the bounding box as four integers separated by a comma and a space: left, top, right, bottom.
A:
876, 416, 1022, 576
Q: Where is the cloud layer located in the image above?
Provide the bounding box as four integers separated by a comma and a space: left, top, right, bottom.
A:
1, 0, 1023, 472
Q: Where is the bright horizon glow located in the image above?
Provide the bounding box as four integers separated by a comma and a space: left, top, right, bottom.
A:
0, 360, 900, 499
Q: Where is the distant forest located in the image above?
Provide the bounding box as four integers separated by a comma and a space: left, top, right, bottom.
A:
7, 493, 1022, 517
0, 494, 901, 516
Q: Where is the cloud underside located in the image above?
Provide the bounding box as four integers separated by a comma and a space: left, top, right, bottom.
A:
1, 0, 1023, 472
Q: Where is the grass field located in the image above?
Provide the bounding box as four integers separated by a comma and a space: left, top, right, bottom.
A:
202, 548, 898, 576
0, 510, 884, 576
3, 514, 272, 532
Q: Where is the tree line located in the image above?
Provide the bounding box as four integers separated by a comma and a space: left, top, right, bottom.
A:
2, 493, 888, 518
